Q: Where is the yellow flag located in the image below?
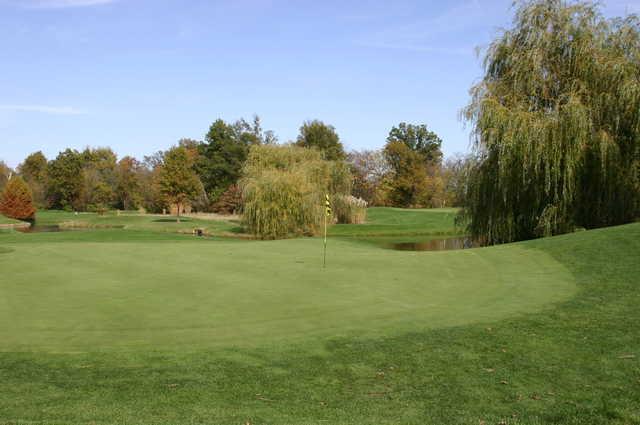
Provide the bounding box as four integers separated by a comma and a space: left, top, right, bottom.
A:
325, 194, 332, 217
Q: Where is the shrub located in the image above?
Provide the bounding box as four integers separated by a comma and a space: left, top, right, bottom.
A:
240, 145, 353, 239
333, 195, 367, 224
0, 176, 36, 221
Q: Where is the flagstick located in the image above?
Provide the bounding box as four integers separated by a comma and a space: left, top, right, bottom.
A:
323, 212, 327, 268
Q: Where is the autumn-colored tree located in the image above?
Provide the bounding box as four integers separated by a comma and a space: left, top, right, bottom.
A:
0, 176, 36, 220
212, 184, 242, 215
160, 146, 201, 223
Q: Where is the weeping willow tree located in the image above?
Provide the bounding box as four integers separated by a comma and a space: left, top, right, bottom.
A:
240, 145, 353, 239
463, 0, 640, 244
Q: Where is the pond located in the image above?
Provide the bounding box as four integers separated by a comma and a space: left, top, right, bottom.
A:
384, 236, 477, 252
16, 225, 65, 233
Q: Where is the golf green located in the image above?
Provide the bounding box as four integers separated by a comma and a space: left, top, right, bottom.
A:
1, 236, 575, 352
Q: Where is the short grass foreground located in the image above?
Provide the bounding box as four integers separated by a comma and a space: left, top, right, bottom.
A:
0, 209, 639, 424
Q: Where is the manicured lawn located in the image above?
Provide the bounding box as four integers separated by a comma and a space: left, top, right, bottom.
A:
0, 214, 22, 225
330, 207, 461, 238
34, 210, 241, 236
0, 210, 638, 424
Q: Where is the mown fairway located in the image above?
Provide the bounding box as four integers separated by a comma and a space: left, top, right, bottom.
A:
0, 215, 21, 225
0, 209, 639, 424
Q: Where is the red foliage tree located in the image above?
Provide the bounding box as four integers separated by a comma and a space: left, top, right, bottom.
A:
0, 176, 36, 220
212, 184, 242, 214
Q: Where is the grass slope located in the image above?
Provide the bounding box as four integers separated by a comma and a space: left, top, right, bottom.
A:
0, 214, 638, 424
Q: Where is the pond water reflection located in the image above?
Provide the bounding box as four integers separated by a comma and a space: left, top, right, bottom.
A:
16, 225, 64, 233
384, 236, 477, 251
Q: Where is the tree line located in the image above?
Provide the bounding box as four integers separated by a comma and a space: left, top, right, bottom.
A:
0, 116, 469, 220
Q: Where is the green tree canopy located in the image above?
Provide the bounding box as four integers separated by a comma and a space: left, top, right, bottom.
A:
382, 122, 444, 207
18, 151, 49, 209
386, 122, 443, 164
116, 156, 143, 210
19, 151, 48, 184
80, 147, 118, 211
47, 149, 84, 210
295, 120, 346, 161
197, 116, 272, 202
463, 0, 640, 244
383, 141, 430, 207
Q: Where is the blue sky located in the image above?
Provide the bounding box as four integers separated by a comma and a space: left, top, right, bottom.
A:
1, 0, 638, 167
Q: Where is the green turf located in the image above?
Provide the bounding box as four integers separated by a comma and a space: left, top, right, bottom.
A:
0, 236, 574, 352
329, 207, 461, 238
0, 214, 22, 225
33, 210, 241, 236
0, 210, 639, 424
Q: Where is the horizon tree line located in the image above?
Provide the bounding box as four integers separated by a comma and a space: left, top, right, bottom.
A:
1, 117, 463, 219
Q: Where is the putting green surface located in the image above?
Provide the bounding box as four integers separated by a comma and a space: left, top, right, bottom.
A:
0, 237, 574, 352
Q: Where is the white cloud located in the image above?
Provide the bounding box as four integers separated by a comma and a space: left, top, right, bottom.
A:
20, 0, 116, 9
0, 104, 87, 115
